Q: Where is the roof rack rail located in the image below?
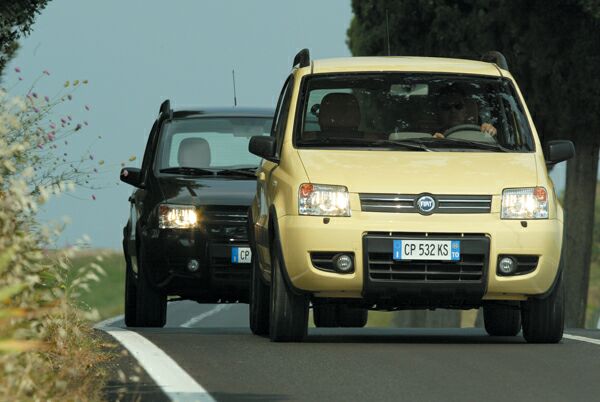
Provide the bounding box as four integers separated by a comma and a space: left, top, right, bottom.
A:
159, 99, 173, 119
481, 51, 508, 70
293, 48, 310, 68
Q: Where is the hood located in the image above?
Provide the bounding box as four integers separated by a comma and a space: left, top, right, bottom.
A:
296, 149, 538, 195
157, 176, 256, 206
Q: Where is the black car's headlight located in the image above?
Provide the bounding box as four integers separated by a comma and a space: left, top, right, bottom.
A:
158, 204, 199, 229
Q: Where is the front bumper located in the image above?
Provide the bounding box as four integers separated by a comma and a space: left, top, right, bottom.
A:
141, 228, 251, 299
277, 212, 562, 302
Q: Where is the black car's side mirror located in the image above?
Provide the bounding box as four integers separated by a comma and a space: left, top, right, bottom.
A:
120, 167, 143, 187
544, 140, 575, 166
249, 136, 278, 163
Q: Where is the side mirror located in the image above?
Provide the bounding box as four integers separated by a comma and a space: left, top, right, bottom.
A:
544, 140, 575, 165
249, 136, 278, 163
120, 167, 143, 187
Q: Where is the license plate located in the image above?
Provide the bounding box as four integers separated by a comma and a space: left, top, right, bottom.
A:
393, 240, 460, 261
231, 247, 252, 263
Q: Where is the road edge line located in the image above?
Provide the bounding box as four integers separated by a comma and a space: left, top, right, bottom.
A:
102, 326, 216, 402
93, 314, 124, 329
564, 333, 600, 346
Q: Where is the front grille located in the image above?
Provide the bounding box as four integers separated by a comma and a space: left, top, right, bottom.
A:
364, 233, 489, 284
202, 207, 248, 239
209, 242, 251, 282
359, 193, 492, 214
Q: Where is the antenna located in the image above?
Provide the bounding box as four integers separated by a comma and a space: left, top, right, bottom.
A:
386, 9, 391, 56
232, 69, 237, 107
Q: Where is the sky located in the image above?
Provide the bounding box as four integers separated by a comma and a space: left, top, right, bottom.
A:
5, 0, 354, 249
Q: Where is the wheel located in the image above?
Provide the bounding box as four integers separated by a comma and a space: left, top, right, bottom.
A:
521, 273, 565, 343
313, 304, 339, 327
483, 304, 521, 336
249, 255, 270, 335
338, 305, 368, 328
135, 244, 167, 327
269, 243, 309, 342
124, 263, 138, 327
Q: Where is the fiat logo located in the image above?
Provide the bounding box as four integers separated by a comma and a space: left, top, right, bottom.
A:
416, 195, 436, 214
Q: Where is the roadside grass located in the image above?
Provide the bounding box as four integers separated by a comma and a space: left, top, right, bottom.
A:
70, 250, 125, 320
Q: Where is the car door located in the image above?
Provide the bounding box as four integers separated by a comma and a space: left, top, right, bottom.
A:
255, 75, 294, 275
129, 119, 159, 274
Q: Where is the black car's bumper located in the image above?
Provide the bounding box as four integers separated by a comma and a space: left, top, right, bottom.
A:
140, 227, 252, 302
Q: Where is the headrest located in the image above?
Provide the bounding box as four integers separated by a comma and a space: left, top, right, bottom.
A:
318, 93, 361, 131
177, 137, 211, 168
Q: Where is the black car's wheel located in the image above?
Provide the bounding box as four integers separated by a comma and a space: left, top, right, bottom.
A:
338, 305, 368, 328
249, 255, 270, 336
521, 273, 565, 343
124, 263, 138, 327
135, 244, 167, 328
313, 304, 339, 327
269, 243, 309, 342
483, 304, 521, 336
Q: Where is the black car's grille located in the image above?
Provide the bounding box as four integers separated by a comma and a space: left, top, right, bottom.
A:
359, 194, 492, 214
202, 207, 248, 239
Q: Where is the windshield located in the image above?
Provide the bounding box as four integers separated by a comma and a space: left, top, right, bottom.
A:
156, 116, 272, 172
296, 74, 535, 152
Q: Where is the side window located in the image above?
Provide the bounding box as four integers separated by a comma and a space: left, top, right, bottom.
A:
271, 75, 294, 158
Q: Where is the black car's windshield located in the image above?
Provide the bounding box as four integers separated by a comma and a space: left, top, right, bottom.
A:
296, 74, 535, 152
156, 116, 272, 173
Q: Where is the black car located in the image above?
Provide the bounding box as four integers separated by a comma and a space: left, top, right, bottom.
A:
120, 100, 273, 327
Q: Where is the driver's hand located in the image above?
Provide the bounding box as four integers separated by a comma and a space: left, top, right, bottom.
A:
481, 123, 497, 136
433, 132, 445, 139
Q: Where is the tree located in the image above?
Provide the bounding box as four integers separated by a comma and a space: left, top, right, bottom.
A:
0, 1, 50, 75
348, 0, 600, 327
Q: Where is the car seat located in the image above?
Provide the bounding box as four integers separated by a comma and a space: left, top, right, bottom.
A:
177, 137, 211, 168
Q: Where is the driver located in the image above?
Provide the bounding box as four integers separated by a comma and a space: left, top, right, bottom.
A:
432, 87, 497, 139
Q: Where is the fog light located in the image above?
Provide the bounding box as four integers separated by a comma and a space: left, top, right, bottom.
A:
333, 254, 353, 273
187, 259, 199, 272
498, 257, 516, 275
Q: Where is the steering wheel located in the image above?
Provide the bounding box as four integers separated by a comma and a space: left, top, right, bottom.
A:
443, 124, 481, 137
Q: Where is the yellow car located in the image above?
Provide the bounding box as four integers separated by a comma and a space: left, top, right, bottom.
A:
248, 49, 574, 343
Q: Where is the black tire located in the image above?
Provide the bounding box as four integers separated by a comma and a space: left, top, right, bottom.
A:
269, 243, 309, 342
483, 304, 521, 336
521, 273, 565, 343
124, 263, 138, 327
338, 305, 368, 328
249, 256, 270, 335
135, 244, 167, 328
313, 304, 339, 327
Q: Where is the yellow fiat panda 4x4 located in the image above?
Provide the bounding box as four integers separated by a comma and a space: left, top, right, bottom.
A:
248, 49, 574, 343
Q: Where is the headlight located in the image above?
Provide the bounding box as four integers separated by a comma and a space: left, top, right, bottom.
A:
158, 204, 199, 229
501, 187, 548, 219
298, 183, 350, 216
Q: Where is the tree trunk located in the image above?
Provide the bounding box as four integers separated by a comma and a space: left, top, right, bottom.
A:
564, 143, 599, 328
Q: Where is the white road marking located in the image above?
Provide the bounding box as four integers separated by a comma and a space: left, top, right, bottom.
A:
93, 314, 124, 329
103, 326, 216, 402
564, 333, 600, 346
180, 304, 232, 328
597, 315, 600, 330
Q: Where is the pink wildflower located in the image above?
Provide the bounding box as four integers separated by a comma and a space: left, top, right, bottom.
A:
50, 123, 56, 129
44, 96, 50, 102
14, 67, 21, 73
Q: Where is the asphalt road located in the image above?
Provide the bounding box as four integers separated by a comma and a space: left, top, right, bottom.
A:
100, 302, 600, 402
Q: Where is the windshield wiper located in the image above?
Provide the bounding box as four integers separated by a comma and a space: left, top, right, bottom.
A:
297, 137, 429, 151
217, 168, 257, 178
160, 167, 216, 176
415, 137, 512, 152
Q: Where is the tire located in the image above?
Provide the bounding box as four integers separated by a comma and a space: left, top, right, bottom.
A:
521, 273, 565, 343
269, 243, 309, 342
124, 263, 138, 327
249, 255, 270, 336
483, 304, 521, 336
338, 305, 368, 328
135, 244, 167, 328
314, 304, 339, 327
